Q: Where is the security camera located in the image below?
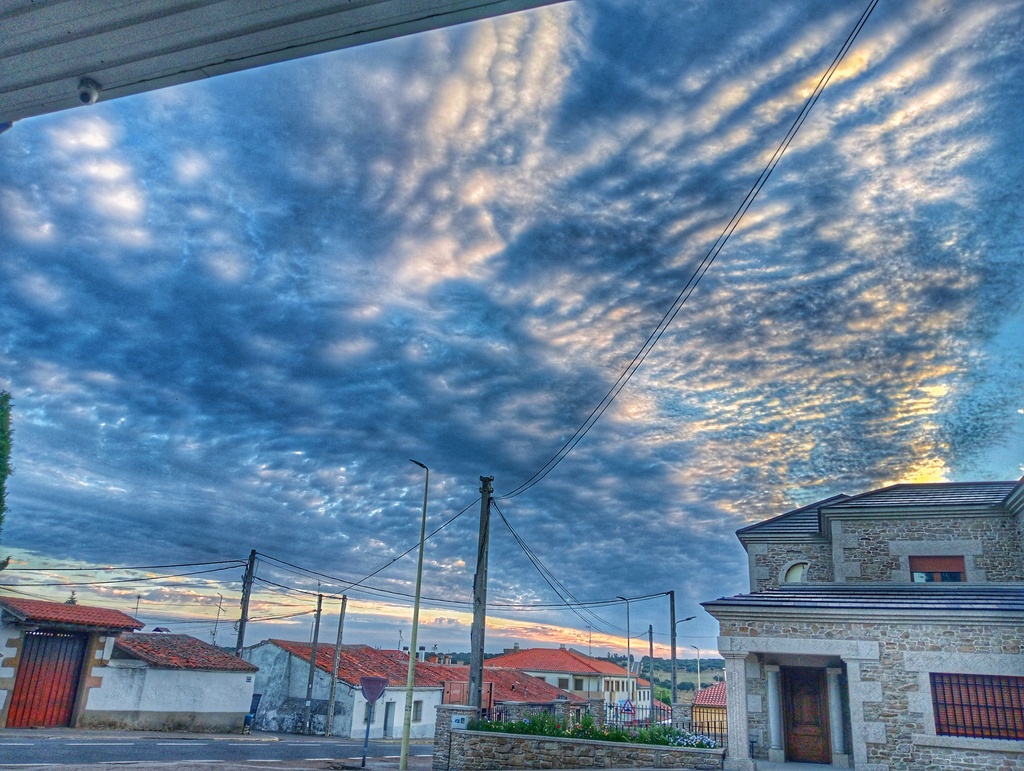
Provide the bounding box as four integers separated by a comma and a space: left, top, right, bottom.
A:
78, 78, 101, 105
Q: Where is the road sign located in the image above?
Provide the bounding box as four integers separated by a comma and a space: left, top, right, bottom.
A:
360, 676, 389, 703
621, 699, 634, 714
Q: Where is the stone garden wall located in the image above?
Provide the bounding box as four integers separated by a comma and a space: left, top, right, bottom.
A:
433, 705, 724, 771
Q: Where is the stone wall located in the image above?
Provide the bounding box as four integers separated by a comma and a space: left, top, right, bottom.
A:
717, 615, 1024, 771
748, 541, 834, 591
833, 515, 1022, 584
433, 704, 724, 771
440, 731, 724, 771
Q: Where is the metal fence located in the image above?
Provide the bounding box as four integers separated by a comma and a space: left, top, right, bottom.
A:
685, 718, 728, 748
603, 702, 673, 728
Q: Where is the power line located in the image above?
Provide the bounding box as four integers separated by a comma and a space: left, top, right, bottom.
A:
500, 0, 880, 500
0, 564, 241, 588
256, 497, 477, 598
492, 500, 619, 635
9, 560, 245, 572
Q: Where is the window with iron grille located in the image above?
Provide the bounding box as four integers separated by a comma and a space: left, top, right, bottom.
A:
931, 673, 1024, 740
412, 700, 423, 722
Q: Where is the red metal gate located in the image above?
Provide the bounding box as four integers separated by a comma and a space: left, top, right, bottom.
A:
7, 631, 88, 727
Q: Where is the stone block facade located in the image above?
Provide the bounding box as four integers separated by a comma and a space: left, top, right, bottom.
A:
717, 616, 1024, 771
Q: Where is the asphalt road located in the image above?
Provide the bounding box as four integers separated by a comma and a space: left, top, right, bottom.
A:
0, 731, 433, 770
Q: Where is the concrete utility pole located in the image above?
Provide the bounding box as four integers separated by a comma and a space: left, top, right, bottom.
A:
235, 549, 257, 657
669, 591, 677, 705
469, 475, 493, 712
648, 624, 655, 714
617, 596, 633, 703
303, 593, 323, 734
325, 595, 348, 736
400, 459, 430, 771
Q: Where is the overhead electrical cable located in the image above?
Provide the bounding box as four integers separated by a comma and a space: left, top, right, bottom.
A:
492, 500, 619, 634
0, 564, 242, 588
255, 497, 477, 597
500, 0, 880, 500
9, 560, 245, 572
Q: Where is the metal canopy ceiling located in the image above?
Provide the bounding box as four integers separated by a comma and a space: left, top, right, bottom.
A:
0, 0, 565, 125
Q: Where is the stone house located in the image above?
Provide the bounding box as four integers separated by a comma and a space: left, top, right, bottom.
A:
81, 633, 258, 732
703, 479, 1024, 770
244, 639, 440, 738
244, 639, 580, 738
0, 596, 142, 728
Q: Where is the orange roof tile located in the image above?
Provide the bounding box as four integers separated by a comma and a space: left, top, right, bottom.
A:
0, 596, 142, 631
485, 646, 628, 677
262, 641, 582, 703
116, 633, 258, 672
693, 681, 727, 707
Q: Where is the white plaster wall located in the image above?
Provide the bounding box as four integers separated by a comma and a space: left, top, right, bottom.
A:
87, 663, 254, 714
0, 621, 21, 712
352, 686, 442, 740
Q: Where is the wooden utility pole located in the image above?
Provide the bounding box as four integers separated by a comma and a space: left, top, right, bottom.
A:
325, 595, 348, 736
469, 475, 493, 712
235, 549, 257, 657
303, 593, 324, 734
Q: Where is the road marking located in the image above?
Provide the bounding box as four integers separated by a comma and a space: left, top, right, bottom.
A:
158, 742, 208, 746
0, 742, 35, 745
66, 742, 134, 746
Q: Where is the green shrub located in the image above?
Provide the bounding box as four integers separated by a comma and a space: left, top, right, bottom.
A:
467, 712, 718, 749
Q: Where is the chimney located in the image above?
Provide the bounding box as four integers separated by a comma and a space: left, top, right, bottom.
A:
560, 644, 566, 650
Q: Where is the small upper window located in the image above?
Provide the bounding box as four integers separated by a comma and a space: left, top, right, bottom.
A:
783, 562, 808, 583
910, 556, 965, 583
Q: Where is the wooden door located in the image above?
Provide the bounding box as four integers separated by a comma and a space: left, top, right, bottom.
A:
783, 667, 830, 764
7, 631, 88, 728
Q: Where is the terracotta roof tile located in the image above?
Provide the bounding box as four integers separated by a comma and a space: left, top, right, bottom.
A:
485, 647, 628, 676
116, 633, 258, 672
260, 641, 582, 702
693, 681, 727, 707
0, 596, 142, 630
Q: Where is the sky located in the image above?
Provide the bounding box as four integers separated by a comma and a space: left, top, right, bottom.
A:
1, 0, 1022, 661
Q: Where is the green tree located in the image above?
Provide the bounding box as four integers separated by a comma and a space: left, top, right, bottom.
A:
0, 391, 11, 571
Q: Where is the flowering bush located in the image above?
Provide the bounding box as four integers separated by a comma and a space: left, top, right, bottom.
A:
467, 712, 719, 749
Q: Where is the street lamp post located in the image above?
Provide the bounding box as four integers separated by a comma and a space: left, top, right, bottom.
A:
616, 596, 633, 703
399, 460, 429, 771
691, 645, 701, 695
670, 596, 695, 706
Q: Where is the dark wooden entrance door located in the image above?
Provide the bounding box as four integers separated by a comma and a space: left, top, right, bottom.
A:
7, 631, 88, 728
783, 667, 830, 764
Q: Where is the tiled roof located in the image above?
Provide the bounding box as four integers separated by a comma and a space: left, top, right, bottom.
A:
267, 640, 420, 686
260, 641, 581, 702
703, 584, 1024, 614
0, 596, 142, 630
827, 481, 1021, 510
736, 494, 847, 538
693, 681, 727, 707
446, 664, 586, 704
485, 647, 628, 676
115, 634, 258, 672
737, 480, 1023, 539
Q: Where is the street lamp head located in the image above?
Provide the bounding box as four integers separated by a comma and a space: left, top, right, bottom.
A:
676, 615, 696, 626
409, 459, 427, 470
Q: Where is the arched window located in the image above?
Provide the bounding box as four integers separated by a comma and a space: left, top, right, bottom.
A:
783, 561, 809, 583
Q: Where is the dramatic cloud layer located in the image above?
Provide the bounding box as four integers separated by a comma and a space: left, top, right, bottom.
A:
1, 0, 1022, 656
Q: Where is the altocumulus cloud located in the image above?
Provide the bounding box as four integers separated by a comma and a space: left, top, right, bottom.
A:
0, 0, 1022, 652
